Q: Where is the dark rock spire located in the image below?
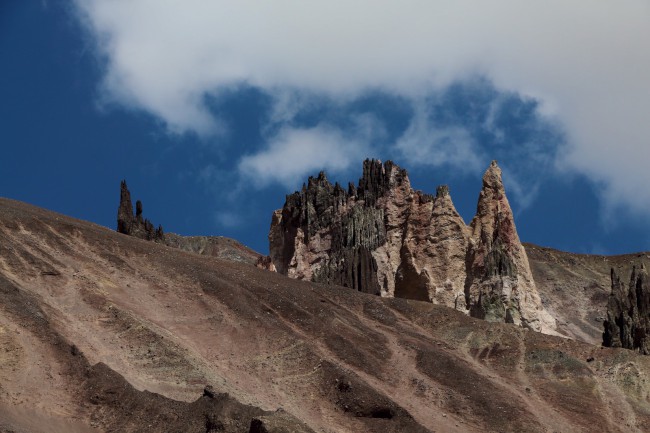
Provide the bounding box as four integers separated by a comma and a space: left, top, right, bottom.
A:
117, 180, 134, 235
116, 180, 164, 242
603, 265, 650, 354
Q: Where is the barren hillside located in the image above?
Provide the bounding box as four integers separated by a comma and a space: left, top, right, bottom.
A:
526, 244, 650, 345
1, 197, 649, 432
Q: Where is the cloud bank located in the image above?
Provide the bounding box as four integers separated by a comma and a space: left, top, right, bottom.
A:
74, 0, 650, 215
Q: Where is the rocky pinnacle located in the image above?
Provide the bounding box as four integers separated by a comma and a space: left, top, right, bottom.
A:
603, 265, 650, 354
465, 161, 556, 333
116, 180, 164, 242
268, 159, 557, 334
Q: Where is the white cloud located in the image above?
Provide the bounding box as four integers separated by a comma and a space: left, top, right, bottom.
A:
395, 101, 483, 173
74, 1, 650, 214
215, 211, 243, 229
238, 125, 370, 188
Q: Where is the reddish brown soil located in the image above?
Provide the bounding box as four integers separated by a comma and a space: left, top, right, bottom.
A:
1, 197, 649, 432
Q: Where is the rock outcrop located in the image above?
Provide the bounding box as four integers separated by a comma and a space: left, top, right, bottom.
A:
164, 233, 263, 265
465, 161, 556, 333
255, 255, 277, 272
117, 180, 164, 242
603, 265, 650, 354
269, 159, 556, 333
117, 181, 265, 265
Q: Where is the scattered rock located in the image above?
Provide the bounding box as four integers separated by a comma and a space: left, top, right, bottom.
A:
256, 255, 277, 272
203, 385, 216, 399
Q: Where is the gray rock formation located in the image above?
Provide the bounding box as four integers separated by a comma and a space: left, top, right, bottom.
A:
269, 159, 556, 333
603, 265, 650, 354
117, 180, 164, 242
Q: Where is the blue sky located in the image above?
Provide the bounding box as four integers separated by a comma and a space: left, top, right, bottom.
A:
2, 1, 650, 255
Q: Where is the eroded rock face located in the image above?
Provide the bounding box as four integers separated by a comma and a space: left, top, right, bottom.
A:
269, 159, 556, 333
117, 180, 164, 242
603, 265, 650, 354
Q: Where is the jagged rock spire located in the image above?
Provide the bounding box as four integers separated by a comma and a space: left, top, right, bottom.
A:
603, 265, 650, 354
114, 162, 554, 335
465, 161, 555, 333
117, 180, 134, 235
268, 159, 556, 334
116, 180, 164, 242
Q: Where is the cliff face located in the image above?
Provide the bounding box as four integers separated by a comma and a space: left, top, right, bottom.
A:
603, 265, 650, 354
269, 159, 556, 333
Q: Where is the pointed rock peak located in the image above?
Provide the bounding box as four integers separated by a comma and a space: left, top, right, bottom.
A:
384, 159, 410, 185
359, 159, 385, 188
357, 159, 410, 203
348, 182, 357, 197
307, 171, 332, 189
119, 180, 132, 209
466, 160, 556, 332
117, 180, 134, 234
436, 185, 450, 198
360, 158, 409, 183
474, 160, 513, 234
432, 184, 464, 222
116, 180, 164, 241
482, 160, 504, 191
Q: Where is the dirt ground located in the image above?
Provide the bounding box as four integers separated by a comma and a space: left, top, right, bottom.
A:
1, 197, 649, 432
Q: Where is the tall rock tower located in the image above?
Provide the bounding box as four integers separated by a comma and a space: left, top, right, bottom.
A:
116, 180, 165, 242
465, 161, 556, 333
268, 159, 556, 334
603, 265, 650, 354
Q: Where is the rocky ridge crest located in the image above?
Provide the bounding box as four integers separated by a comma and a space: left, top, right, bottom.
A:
269, 159, 556, 334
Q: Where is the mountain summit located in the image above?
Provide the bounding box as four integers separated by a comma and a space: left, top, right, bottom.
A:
269, 159, 556, 334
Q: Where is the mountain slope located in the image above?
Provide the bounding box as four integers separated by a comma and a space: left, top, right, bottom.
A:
526, 244, 650, 345
1, 197, 649, 432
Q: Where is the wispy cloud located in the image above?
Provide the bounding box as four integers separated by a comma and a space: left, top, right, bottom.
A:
395, 101, 483, 173
238, 123, 371, 189
73, 0, 650, 217
215, 210, 244, 229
